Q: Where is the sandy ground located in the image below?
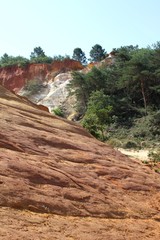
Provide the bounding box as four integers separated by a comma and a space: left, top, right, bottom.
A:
117, 148, 149, 161
1, 207, 160, 240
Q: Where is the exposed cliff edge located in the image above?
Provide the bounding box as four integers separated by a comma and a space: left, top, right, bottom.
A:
0, 57, 115, 118
0, 59, 83, 117
0, 59, 82, 91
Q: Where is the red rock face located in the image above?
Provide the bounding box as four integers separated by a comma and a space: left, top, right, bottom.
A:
0, 85, 160, 239
0, 85, 160, 217
0, 60, 83, 93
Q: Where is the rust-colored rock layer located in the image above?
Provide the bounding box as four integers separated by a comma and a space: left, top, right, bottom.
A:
0, 85, 160, 239
0, 59, 83, 92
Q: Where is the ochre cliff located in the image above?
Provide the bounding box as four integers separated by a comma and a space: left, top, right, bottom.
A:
0, 59, 83, 93
0, 85, 160, 239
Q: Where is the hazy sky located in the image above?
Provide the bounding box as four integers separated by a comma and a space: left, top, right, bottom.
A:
0, 0, 160, 58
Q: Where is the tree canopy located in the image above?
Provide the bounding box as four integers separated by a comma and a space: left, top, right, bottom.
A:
69, 43, 160, 142
30, 47, 45, 59
89, 44, 106, 62
82, 90, 113, 140
30, 47, 53, 64
72, 48, 87, 65
0, 53, 29, 67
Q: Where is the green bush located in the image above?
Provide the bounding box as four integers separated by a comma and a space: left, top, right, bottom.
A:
107, 138, 123, 147
148, 150, 160, 163
123, 140, 138, 149
24, 80, 43, 95
0, 54, 29, 68
52, 107, 64, 117
149, 111, 160, 137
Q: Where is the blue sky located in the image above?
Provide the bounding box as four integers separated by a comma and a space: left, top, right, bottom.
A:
0, 0, 160, 58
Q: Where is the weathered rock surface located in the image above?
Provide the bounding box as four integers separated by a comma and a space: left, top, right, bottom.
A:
1, 207, 160, 240
0, 60, 83, 117
0, 59, 83, 93
20, 72, 75, 115
0, 57, 115, 118
38, 72, 72, 110
0, 85, 160, 239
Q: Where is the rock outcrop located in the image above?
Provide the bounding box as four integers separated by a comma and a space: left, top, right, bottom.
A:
0, 57, 116, 117
0, 85, 160, 239
0, 59, 83, 93
19, 72, 74, 114
0, 60, 83, 117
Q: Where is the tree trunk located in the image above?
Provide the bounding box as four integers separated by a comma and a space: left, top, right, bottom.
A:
140, 78, 147, 115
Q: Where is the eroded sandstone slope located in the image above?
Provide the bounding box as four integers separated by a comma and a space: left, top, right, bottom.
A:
0, 85, 160, 239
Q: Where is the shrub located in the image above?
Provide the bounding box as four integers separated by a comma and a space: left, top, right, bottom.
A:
52, 107, 64, 117
148, 150, 160, 163
107, 138, 123, 148
123, 140, 138, 149
24, 80, 43, 95
0, 54, 29, 68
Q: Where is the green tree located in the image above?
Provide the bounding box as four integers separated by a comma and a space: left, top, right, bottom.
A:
30, 46, 45, 59
85, 67, 108, 92
114, 45, 139, 64
82, 90, 113, 140
68, 66, 118, 116
89, 44, 106, 62
68, 71, 89, 114
52, 54, 70, 61
0, 54, 29, 67
119, 48, 154, 114
67, 41, 160, 143
1, 53, 9, 64
52, 107, 64, 117
0, 53, 10, 67
24, 79, 43, 95
30, 47, 53, 63
72, 48, 87, 65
